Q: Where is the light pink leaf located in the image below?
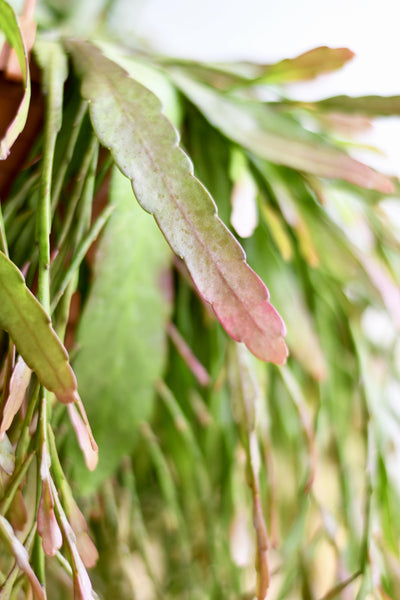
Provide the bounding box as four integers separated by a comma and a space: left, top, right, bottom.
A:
66, 40, 288, 364
37, 479, 62, 556
0, 515, 47, 600
0, 432, 14, 474
68, 400, 98, 471
68, 499, 98, 568
49, 478, 97, 600
0, 356, 32, 440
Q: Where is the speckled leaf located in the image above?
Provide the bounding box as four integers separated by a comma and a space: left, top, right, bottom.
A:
170, 70, 393, 194
66, 40, 288, 365
0, 0, 31, 159
69, 168, 173, 492
0, 252, 77, 403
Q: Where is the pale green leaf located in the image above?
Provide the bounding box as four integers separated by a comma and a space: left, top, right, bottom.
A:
280, 94, 400, 116
170, 70, 393, 193
0, 252, 77, 403
69, 168, 172, 492
34, 39, 68, 135
0, 0, 31, 159
66, 40, 288, 365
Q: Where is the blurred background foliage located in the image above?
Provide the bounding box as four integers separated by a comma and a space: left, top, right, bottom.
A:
1, 1, 400, 599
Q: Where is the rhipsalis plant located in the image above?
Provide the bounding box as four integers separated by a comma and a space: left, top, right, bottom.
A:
1, 1, 400, 598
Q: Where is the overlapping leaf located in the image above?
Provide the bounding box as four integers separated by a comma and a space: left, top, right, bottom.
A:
168, 70, 394, 193
66, 40, 288, 364
0, 252, 77, 403
0, 0, 31, 159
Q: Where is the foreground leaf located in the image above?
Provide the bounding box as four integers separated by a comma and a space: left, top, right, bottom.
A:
66, 40, 288, 364
169, 70, 393, 193
68, 168, 173, 492
0, 252, 77, 403
0, 0, 31, 159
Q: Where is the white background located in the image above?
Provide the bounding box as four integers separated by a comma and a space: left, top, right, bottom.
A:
122, 0, 400, 177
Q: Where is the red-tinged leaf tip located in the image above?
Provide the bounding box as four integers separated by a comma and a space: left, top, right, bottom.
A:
0, 357, 32, 439
55, 373, 79, 404
68, 501, 98, 568
68, 402, 98, 471
73, 564, 95, 600
37, 481, 62, 557
210, 267, 288, 365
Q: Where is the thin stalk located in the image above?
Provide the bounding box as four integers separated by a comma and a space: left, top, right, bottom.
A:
34, 42, 65, 589
37, 123, 53, 312
0, 203, 8, 256
120, 459, 163, 598
73, 142, 99, 247
51, 100, 88, 210
56, 136, 98, 251
0, 343, 15, 423
140, 422, 192, 565
0, 452, 35, 514
51, 204, 114, 312
14, 380, 40, 467
2, 172, 39, 226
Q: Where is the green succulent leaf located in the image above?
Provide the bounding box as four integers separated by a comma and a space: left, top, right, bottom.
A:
0, 252, 77, 403
0, 0, 31, 159
66, 40, 288, 364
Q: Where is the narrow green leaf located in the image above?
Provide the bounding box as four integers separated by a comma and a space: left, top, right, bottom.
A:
0, 252, 77, 403
280, 94, 400, 116
245, 229, 327, 380
66, 40, 288, 365
169, 70, 393, 194
69, 168, 173, 492
0, 0, 31, 159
